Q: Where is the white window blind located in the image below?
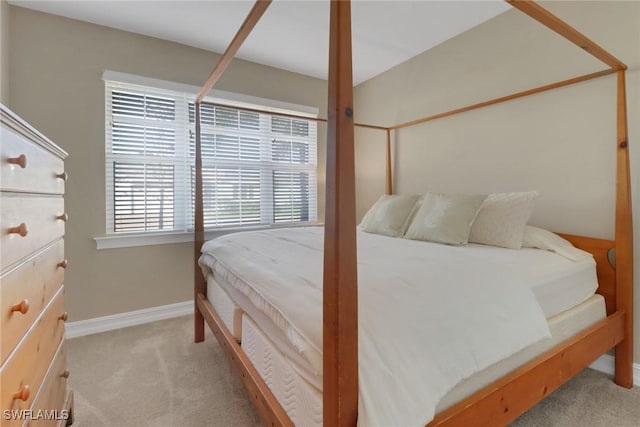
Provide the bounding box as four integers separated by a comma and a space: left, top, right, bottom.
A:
105, 80, 317, 234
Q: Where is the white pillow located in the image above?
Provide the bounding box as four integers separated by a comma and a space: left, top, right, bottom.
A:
359, 194, 421, 237
522, 226, 592, 261
404, 192, 487, 245
468, 191, 538, 249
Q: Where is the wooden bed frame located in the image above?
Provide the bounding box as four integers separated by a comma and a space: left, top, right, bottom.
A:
193, 1, 634, 426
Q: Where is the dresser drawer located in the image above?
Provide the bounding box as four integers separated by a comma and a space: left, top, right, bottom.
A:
0, 287, 66, 425
24, 342, 69, 427
0, 125, 65, 195
1, 197, 65, 270
1, 240, 65, 364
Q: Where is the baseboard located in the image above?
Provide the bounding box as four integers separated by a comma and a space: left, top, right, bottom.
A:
589, 354, 640, 387
65, 301, 192, 339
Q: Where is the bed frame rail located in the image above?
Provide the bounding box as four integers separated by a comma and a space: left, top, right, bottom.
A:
196, 293, 293, 427
429, 311, 625, 426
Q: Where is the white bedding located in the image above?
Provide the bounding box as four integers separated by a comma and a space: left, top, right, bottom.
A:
238, 293, 604, 426
199, 227, 562, 426
464, 243, 597, 319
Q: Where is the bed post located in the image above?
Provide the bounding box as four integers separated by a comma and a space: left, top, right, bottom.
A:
194, 102, 206, 343
193, 0, 271, 344
615, 69, 633, 388
324, 0, 359, 426
386, 129, 393, 195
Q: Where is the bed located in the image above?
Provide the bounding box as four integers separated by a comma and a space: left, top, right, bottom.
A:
198, 226, 607, 425
192, 1, 633, 426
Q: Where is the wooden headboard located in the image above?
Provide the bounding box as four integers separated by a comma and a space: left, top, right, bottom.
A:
559, 233, 616, 315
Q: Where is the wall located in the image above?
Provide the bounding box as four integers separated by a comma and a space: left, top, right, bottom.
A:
354, 1, 640, 362
0, 0, 9, 104
8, 6, 327, 321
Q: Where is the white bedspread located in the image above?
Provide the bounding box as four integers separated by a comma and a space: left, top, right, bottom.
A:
199, 227, 551, 426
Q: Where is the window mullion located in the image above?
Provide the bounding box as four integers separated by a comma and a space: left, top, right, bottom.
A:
174, 94, 190, 231
259, 113, 274, 224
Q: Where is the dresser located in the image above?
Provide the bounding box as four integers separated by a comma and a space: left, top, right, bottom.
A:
0, 104, 73, 426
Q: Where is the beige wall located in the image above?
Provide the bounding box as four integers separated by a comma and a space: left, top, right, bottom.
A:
354, 1, 640, 362
0, 0, 9, 104
8, 6, 327, 321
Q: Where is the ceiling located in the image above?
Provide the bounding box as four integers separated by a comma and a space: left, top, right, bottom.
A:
10, 1, 510, 85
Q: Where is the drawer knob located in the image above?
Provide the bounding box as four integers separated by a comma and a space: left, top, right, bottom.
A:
56, 171, 68, 181
7, 154, 27, 168
58, 312, 68, 322
60, 370, 70, 379
10, 299, 30, 315
12, 385, 30, 402
56, 212, 69, 222
8, 223, 28, 237
57, 259, 68, 269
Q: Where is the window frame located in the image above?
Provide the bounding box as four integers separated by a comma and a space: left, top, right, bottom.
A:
97, 71, 320, 249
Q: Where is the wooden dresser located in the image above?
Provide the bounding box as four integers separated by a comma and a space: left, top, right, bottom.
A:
0, 104, 73, 426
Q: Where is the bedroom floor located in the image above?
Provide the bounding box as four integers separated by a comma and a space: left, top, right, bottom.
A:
66, 315, 640, 427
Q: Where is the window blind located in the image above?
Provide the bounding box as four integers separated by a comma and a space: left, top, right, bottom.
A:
105, 80, 317, 234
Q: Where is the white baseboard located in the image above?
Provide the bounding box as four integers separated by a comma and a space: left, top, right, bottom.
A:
589, 354, 640, 387
65, 301, 192, 339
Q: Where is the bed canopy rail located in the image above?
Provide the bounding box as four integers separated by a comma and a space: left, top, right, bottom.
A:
198, 100, 387, 131
193, 0, 272, 344
193, 0, 633, 425
507, 0, 627, 71
387, 68, 615, 132
195, 0, 272, 104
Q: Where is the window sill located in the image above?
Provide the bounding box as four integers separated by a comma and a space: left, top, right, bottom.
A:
94, 222, 322, 250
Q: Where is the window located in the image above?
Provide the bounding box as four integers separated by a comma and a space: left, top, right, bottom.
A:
105, 80, 317, 234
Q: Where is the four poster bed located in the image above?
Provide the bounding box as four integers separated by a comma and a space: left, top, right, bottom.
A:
193, 1, 633, 426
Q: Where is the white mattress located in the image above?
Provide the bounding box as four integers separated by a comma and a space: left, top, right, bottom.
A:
207, 277, 243, 341
242, 314, 323, 427
236, 294, 605, 425
208, 273, 323, 390
202, 231, 598, 387
199, 228, 598, 425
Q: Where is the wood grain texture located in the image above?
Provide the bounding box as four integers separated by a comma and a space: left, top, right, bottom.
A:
0, 105, 68, 160
26, 342, 69, 427
195, 1, 272, 103
428, 312, 625, 426
1, 125, 65, 195
0, 240, 65, 364
0, 287, 66, 425
194, 103, 205, 343
390, 69, 614, 130
614, 69, 633, 388
0, 196, 65, 270
189, 1, 632, 425
199, 100, 388, 131
60, 391, 74, 427
323, 1, 359, 426
507, 0, 626, 70
0, 106, 72, 425
197, 294, 293, 427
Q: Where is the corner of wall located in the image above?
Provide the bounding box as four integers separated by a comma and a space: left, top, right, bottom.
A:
0, 0, 10, 105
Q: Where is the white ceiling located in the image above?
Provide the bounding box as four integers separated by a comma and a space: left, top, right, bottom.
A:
10, 0, 510, 85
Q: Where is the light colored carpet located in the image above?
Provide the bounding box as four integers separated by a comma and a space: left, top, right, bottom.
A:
67, 315, 640, 427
